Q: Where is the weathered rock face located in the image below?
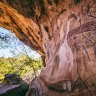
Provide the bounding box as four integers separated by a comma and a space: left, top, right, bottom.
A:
0, 74, 29, 96
39, 1, 96, 95
0, 0, 96, 95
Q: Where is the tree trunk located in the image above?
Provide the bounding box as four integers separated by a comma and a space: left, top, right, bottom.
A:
0, 0, 96, 95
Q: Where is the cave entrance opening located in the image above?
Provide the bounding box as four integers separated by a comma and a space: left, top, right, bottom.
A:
0, 27, 44, 84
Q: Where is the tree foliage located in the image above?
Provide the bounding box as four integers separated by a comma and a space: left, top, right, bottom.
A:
0, 55, 43, 82
0, 28, 43, 83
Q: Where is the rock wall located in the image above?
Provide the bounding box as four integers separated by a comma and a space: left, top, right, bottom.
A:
0, 0, 96, 95
38, 0, 96, 95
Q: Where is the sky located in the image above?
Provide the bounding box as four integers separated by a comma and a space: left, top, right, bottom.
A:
0, 28, 41, 59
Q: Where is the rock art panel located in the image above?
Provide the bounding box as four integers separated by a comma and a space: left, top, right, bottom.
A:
0, 0, 96, 95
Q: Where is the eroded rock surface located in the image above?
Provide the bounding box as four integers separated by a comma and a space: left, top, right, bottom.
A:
0, 74, 29, 96
0, 0, 96, 95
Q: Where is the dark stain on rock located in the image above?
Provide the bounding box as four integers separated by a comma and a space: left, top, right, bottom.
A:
51, 55, 60, 75
54, 0, 59, 5
68, 14, 77, 20
54, 55, 60, 65
73, 42, 80, 52
4, 22, 10, 26
74, 0, 81, 5
44, 26, 49, 32
48, 81, 65, 93
47, 49, 50, 58
47, 0, 52, 5
0, 8, 4, 17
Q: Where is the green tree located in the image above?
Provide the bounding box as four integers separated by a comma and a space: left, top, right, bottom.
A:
0, 55, 43, 82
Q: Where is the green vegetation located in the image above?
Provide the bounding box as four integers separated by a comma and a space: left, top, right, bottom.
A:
0, 55, 43, 82
0, 29, 43, 83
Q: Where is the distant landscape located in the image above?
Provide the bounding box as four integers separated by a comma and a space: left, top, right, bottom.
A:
0, 28, 43, 83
